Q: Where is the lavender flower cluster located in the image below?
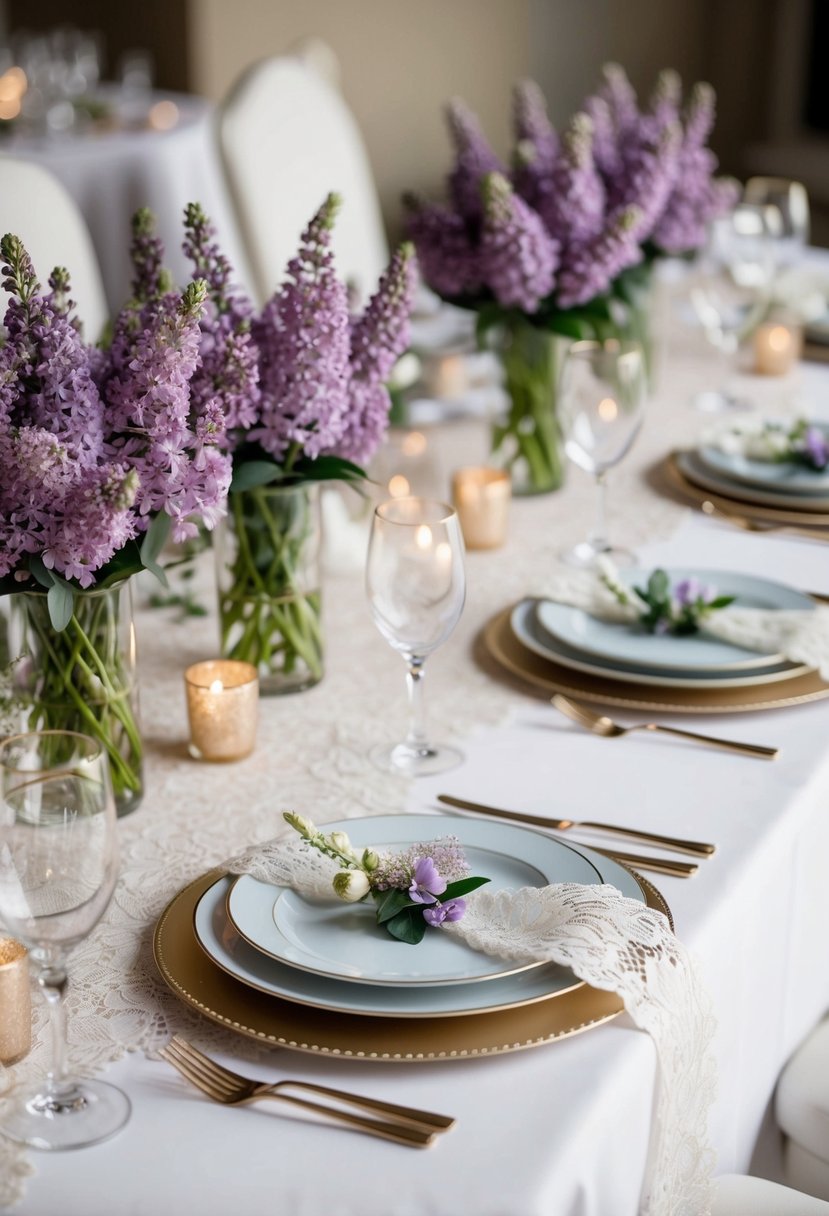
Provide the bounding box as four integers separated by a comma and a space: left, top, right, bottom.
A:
183, 195, 417, 470
405, 65, 739, 315
0, 223, 231, 589
371, 835, 471, 892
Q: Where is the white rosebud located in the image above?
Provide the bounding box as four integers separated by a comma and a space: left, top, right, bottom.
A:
283, 812, 315, 838
332, 870, 371, 902
330, 831, 354, 854
362, 848, 380, 872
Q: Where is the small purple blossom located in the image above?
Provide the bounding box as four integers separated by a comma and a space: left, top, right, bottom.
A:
423, 898, 467, 927
674, 578, 716, 607
408, 856, 447, 905
801, 426, 829, 470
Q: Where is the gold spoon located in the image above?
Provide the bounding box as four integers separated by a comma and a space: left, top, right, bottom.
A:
551, 693, 779, 759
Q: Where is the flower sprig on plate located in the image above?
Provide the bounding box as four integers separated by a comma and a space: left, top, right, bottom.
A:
283, 813, 490, 945
709, 418, 829, 472
600, 563, 734, 636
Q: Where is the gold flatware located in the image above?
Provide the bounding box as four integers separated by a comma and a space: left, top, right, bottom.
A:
700, 498, 829, 543
437, 793, 715, 859
588, 846, 697, 878
552, 693, 779, 760
159, 1035, 453, 1147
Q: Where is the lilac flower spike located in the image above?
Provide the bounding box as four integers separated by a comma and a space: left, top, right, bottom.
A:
512, 80, 558, 212
480, 172, 559, 313
403, 193, 481, 300
408, 857, 447, 905
542, 112, 606, 248
445, 97, 506, 220
556, 205, 642, 309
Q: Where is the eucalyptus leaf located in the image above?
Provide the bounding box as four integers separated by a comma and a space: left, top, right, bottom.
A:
47, 579, 75, 631
28, 555, 55, 590
374, 888, 417, 925
385, 908, 427, 945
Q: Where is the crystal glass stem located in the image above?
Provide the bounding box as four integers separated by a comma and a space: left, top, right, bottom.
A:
403, 657, 428, 753
40, 957, 73, 1107
589, 471, 610, 556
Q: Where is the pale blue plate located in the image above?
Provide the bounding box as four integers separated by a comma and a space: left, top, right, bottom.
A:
535, 568, 812, 674
226, 815, 601, 987
678, 450, 829, 513
194, 826, 643, 1019
513, 600, 809, 689
698, 430, 829, 497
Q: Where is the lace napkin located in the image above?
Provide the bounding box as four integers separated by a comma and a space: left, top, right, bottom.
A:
534, 568, 829, 679
228, 836, 717, 1216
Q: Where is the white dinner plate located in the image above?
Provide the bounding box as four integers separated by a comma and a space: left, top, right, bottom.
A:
535, 567, 812, 673
697, 436, 829, 497
677, 450, 829, 513
511, 600, 810, 690
226, 815, 601, 987
194, 838, 644, 1018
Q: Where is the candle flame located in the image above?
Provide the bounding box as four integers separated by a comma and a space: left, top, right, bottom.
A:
209, 679, 224, 694
415, 524, 433, 549
388, 474, 410, 498
768, 326, 791, 352
401, 430, 427, 457
598, 397, 618, 422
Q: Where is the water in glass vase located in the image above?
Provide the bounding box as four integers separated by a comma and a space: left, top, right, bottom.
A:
216, 482, 324, 695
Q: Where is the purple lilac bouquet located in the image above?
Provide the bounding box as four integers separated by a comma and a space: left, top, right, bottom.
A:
180, 196, 417, 693
0, 220, 232, 810
404, 66, 738, 495
284, 813, 489, 943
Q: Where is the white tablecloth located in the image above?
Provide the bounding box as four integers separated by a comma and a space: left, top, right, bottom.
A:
4, 93, 254, 312
4, 337, 829, 1215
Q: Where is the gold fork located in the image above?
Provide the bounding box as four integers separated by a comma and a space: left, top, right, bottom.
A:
159, 1036, 453, 1148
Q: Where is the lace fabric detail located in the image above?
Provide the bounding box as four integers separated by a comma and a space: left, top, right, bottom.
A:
538, 571, 829, 678
229, 843, 717, 1216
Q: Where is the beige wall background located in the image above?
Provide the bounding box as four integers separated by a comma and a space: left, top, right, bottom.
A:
188, 0, 776, 240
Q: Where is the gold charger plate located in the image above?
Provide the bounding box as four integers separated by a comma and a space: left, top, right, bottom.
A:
665, 451, 829, 532
153, 868, 670, 1062
481, 606, 829, 714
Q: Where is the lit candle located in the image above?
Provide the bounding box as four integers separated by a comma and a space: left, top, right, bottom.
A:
451, 467, 511, 550
754, 322, 800, 375
184, 660, 259, 762
0, 938, 31, 1065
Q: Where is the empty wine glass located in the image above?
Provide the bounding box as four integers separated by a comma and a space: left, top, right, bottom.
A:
366, 497, 466, 775
0, 731, 130, 1150
558, 339, 647, 568
744, 177, 810, 270
690, 203, 776, 412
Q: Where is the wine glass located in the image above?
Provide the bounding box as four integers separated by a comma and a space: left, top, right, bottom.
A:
0, 731, 130, 1150
366, 497, 466, 776
557, 339, 647, 568
690, 203, 776, 412
744, 177, 810, 270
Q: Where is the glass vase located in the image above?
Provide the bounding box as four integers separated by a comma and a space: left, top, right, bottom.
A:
3, 582, 143, 817
216, 482, 324, 695
490, 317, 567, 496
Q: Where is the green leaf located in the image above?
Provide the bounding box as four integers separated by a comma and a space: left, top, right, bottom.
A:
385, 908, 427, 945
709, 595, 736, 610
293, 454, 369, 484
140, 512, 171, 568
374, 888, 417, 925
28, 555, 55, 590
47, 578, 75, 631
230, 460, 285, 492
648, 569, 670, 601
94, 542, 146, 588
443, 876, 491, 900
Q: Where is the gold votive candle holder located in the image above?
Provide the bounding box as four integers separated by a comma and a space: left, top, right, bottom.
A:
185, 660, 258, 762
451, 466, 511, 550
0, 938, 31, 1065
754, 320, 801, 375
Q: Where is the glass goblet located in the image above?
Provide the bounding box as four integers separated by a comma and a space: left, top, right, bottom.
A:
366, 497, 466, 776
690, 203, 776, 413
558, 339, 647, 568
0, 731, 130, 1150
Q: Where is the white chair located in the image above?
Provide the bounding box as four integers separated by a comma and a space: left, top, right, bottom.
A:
0, 156, 109, 342
712, 1174, 829, 1214
777, 1015, 829, 1200
216, 50, 389, 307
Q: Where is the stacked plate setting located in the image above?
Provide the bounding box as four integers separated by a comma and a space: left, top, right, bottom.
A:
511, 567, 814, 695
190, 815, 650, 1029
672, 423, 829, 525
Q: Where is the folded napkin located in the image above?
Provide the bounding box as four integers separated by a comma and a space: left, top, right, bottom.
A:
536, 567, 829, 679
229, 835, 716, 1216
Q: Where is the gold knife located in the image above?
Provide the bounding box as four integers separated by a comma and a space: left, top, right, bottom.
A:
436, 793, 715, 859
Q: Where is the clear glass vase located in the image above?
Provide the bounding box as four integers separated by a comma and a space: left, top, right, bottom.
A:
490, 317, 567, 496
3, 582, 143, 817
215, 482, 324, 695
